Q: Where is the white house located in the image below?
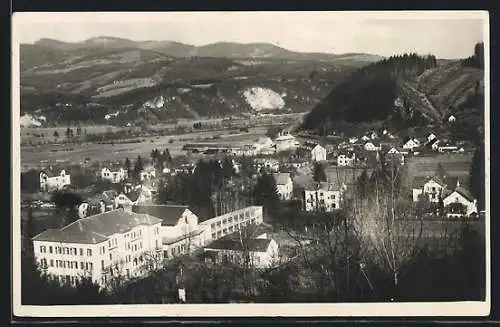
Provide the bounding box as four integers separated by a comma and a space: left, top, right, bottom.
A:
427, 133, 437, 143
101, 167, 127, 184
386, 147, 407, 165
310, 144, 327, 162
273, 173, 294, 201
448, 115, 457, 123
114, 185, 153, 209
31, 208, 163, 288
364, 141, 381, 152
255, 158, 280, 173
303, 182, 342, 212
361, 135, 371, 142
337, 151, 356, 167
40, 169, 71, 192
203, 237, 279, 269
442, 183, 478, 217
140, 166, 156, 182
132, 205, 208, 259
412, 176, 447, 203
274, 130, 300, 152
403, 138, 421, 151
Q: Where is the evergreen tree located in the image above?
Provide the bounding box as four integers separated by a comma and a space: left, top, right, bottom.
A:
53, 130, 59, 139
356, 169, 371, 198
436, 163, 446, 180
252, 173, 281, 216
165, 148, 173, 165
133, 156, 144, 181
124, 157, 132, 177
313, 162, 327, 183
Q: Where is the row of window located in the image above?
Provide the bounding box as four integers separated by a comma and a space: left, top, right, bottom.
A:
210, 219, 255, 240
210, 211, 253, 230
39, 258, 93, 271
39, 245, 92, 257
124, 229, 142, 240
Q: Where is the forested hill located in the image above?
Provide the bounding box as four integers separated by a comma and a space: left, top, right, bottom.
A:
300, 45, 484, 136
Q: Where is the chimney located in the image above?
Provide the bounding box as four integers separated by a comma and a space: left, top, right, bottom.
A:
456, 180, 460, 188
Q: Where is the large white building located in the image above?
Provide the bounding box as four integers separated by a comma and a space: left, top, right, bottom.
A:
337, 151, 356, 167
39, 169, 71, 192
32, 208, 163, 288
442, 183, 478, 217
303, 182, 343, 212
101, 167, 128, 184
32, 205, 265, 288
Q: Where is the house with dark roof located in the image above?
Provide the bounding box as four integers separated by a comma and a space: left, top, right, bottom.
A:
31, 208, 163, 287
203, 237, 279, 269
303, 182, 344, 212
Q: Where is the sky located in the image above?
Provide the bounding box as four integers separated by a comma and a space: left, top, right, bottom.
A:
13, 11, 487, 59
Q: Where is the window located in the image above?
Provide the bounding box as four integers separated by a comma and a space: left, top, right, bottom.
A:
87, 249, 92, 256
80, 262, 84, 270
40, 245, 46, 253
74, 261, 78, 268
79, 248, 83, 256
108, 240, 111, 247
211, 233, 216, 239
109, 253, 112, 261
49, 246, 53, 254
88, 263, 93, 270
101, 260, 105, 270
56, 247, 61, 254
49, 259, 54, 267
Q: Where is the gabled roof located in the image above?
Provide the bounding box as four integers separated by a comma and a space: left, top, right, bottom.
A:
132, 204, 190, 226
32, 209, 161, 244
412, 176, 447, 189
454, 186, 476, 202
304, 182, 339, 192
102, 190, 118, 200
273, 173, 292, 185
206, 237, 273, 253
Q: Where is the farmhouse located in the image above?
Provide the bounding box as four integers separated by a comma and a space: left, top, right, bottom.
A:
31, 208, 163, 288
364, 141, 381, 152
442, 182, 478, 217
101, 167, 127, 184
303, 182, 343, 212
310, 144, 327, 162
403, 138, 421, 151
337, 151, 356, 167
40, 169, 71, 192
412, 174, 464, 204
255, 158, 280, 173
273, 173, 294, 201
386, 147, 406, 165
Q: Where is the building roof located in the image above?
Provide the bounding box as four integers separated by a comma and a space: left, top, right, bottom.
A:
412, 176, 448, 189
102, 190, 118, 200
304, 181, 339, 192
205, 237, 273, 253
32, 209, 161, 244
223, 223, 271, 240
132, 204, 190, 226
454, 186, 476, 202
273, 173, 292, 185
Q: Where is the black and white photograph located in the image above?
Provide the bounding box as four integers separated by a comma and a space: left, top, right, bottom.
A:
12, 11, 490, 317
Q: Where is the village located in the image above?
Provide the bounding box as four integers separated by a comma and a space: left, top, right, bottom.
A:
21, 113, 482, 299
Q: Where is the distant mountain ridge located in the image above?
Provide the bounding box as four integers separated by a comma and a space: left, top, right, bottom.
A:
29, 37, 385, 62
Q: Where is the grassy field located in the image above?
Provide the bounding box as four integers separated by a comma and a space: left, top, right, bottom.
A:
20, 126, 269, 169
405, 152, 473, 187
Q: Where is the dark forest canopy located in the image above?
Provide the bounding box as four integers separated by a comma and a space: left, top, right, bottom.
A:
300, 53, 438, 132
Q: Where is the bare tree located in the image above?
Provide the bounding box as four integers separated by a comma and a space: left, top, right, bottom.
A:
349, 156, 423, 293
